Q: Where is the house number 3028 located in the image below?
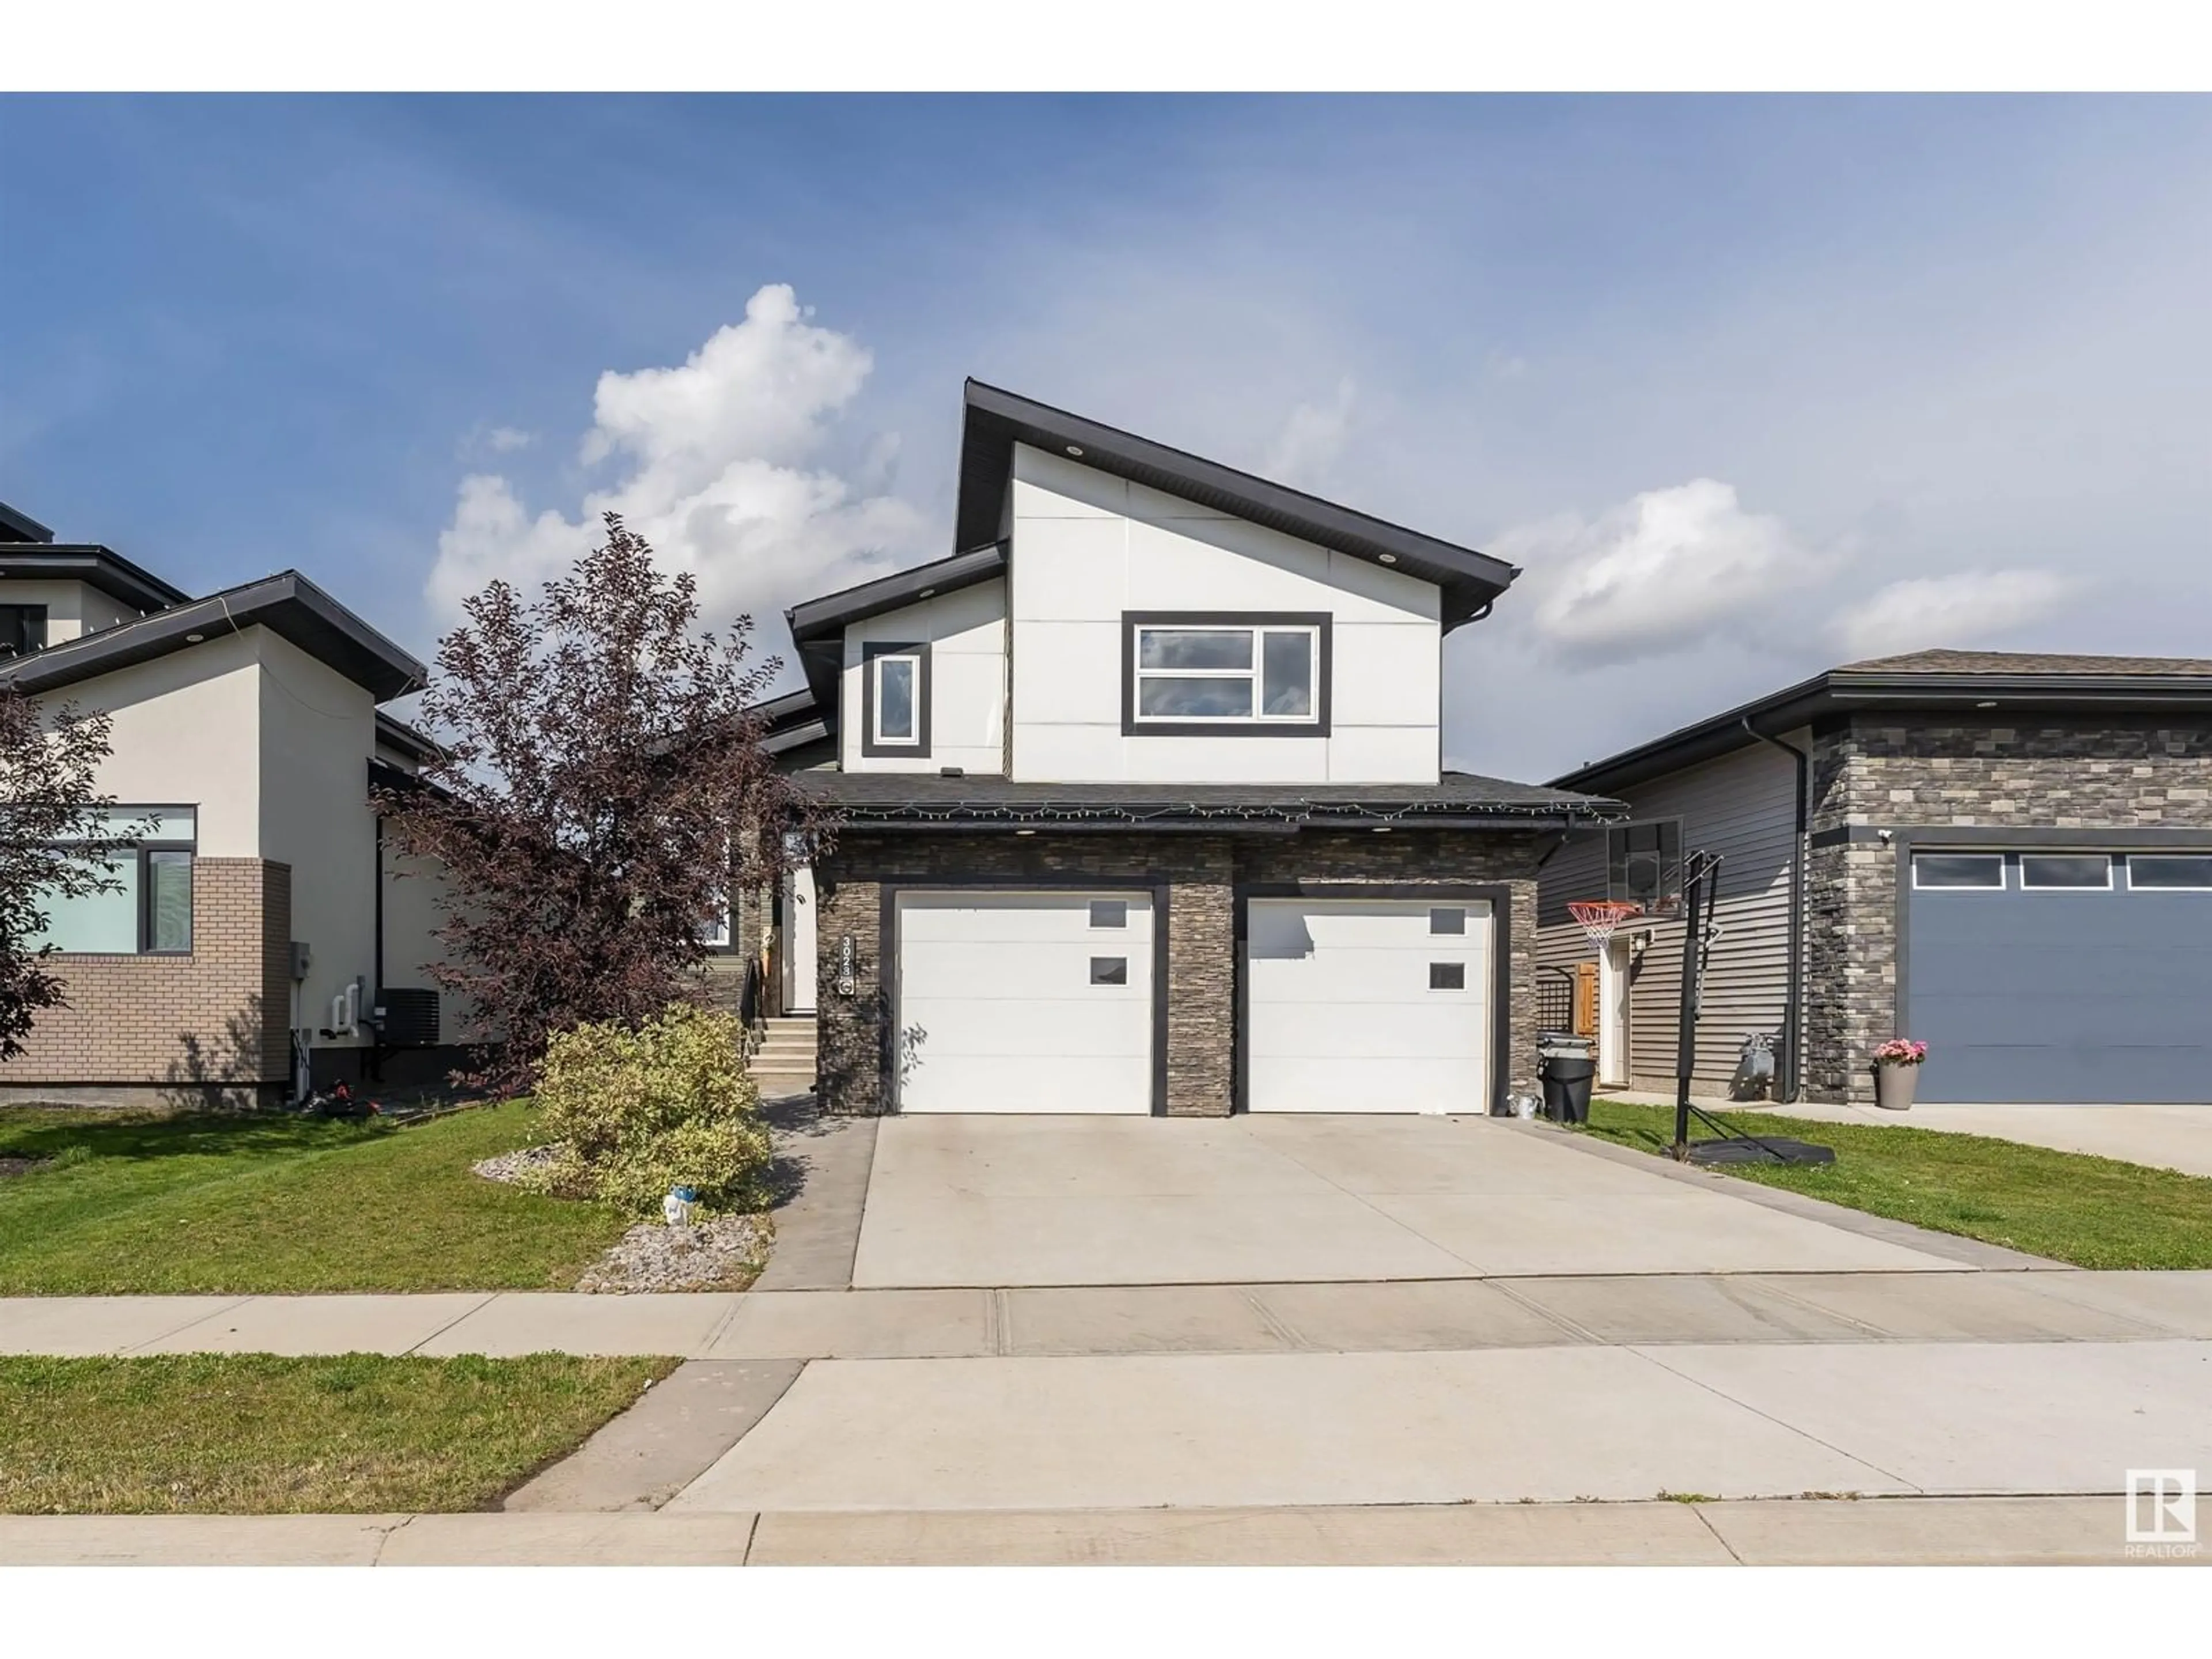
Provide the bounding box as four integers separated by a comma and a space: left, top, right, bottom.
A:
836, 935, 857, 998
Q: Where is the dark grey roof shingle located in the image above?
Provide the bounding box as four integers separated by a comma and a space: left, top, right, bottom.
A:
1841, 649, 2212, 677
796, 769, 1622, 827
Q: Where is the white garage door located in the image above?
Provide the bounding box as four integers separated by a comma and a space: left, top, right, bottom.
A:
895, 890, 1156, 1114
1246, 896, 1493, 1113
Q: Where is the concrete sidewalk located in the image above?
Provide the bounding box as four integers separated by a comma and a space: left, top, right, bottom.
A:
664, 1339, 2212, 1513
0, 1495, 2192, 1566
6, 1271, 2209, 1358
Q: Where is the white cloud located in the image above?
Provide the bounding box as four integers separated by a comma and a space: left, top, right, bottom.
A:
485, 426, 533, 453
1831, 568, 2075, 661
1498, 478, 1828, 660
428, 283, 927, 643
1264, 379, 1355, 489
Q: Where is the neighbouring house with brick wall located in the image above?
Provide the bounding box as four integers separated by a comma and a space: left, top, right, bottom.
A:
753, 381, 1626, 1119
1539, 652, 2212, 1107
0, 498, 468, 1109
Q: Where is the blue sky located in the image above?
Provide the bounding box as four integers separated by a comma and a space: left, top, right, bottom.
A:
3, 94, 2207, 777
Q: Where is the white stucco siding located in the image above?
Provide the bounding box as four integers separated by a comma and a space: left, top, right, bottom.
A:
380, 845, 488, 1044
839, 579, 1007, 775
1, 578, 147, 645
49, 630, 263, 856
255, 629, 380, 1048
1006, 444, 1441, 783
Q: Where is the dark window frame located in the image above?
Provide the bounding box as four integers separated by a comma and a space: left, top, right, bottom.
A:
0, 602, 49, 659
1120, 611, 1332, 738
43, 804, 198, 957
860, 640, 933, 759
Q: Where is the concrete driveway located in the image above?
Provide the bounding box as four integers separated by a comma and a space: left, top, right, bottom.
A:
849, 1114, 1975, 1288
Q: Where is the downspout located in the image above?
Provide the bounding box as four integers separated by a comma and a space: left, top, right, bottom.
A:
1742, 717, 1808, 1103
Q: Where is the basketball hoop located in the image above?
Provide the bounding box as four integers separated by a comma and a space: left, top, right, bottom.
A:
1568, 899, 1644, 950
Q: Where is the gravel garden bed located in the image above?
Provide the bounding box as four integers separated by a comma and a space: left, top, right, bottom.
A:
474, 1143, 770, 1291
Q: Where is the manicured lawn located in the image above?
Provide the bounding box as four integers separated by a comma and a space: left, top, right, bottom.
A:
0, 1353, 676, 1513
1582, 1098, 2212, 1270
0, 1102, 632, 1294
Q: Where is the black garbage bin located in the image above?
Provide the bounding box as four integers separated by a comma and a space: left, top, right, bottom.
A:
1537, 1033, 1597, 1124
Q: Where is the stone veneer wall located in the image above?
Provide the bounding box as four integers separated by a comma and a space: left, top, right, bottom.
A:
0, 858, 293, 1109
1804, 715, 2212, 1103
812, 827, 1545, 1118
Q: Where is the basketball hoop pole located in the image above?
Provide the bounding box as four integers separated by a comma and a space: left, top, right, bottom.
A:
1673, 850, 1724, 1159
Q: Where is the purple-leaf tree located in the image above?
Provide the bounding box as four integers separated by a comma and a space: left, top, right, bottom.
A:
0, 687, 147, 1060
376, 513, 819, 1096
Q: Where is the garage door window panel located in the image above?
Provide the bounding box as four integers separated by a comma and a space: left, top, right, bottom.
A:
1123, 612, 1330, 736
2128, 855, 2212, 891
2021, 854, 2112, 891
1912, 853, 2005, 890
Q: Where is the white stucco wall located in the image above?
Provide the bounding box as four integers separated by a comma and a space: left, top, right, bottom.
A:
1005, 445, 1442, 783
839, 579, 1007, 775
255, 629, 380, 1048
50, 630, 263, 855
1, 578, 147, 645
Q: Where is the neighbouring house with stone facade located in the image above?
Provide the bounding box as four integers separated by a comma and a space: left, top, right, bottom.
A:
0, 498, 467, 1109
757, 381, 1627, 1118
1539, 652, 2212, 1107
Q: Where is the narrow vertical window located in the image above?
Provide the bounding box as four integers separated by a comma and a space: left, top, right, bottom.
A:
862, 642, 931, 759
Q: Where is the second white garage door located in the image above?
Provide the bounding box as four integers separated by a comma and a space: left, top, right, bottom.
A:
895, 889, 1157, 1114
1245, 896, 1494, 1113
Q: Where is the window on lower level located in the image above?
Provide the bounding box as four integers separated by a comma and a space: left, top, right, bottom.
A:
1911, 853, 2004, 889
26, 806, 197, 955
2020, 854, 2112, 890
2128, 854, 2212, 891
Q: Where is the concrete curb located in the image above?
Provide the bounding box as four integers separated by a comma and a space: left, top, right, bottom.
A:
0, 1495, 2192, 1567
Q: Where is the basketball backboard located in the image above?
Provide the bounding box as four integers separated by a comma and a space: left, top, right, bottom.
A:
1607, 817, 1683, 914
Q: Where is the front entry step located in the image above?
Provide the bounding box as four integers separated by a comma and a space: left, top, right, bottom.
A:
749, 1016, 818, 1094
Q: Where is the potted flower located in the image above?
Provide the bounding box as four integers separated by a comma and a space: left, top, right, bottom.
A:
1870, 1039, 1928, 1111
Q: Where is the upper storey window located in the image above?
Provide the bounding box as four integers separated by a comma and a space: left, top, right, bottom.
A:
1121, 611, 1331, 737
0, 604, 48, 658
862, 642, 931, 759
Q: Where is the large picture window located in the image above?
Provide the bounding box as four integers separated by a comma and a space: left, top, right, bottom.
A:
1120, 612, 1331, 737
27, 806, 196, 955
861, 641, 931, 759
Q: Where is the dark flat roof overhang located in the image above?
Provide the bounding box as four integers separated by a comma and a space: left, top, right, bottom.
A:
1553, 668, 2212, 795
2, 571, 426, 702
0, 544, 194, 612
955, 380, 1519, 631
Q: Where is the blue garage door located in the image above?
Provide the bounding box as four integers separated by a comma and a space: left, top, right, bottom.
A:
1906, 850, 2212, 1104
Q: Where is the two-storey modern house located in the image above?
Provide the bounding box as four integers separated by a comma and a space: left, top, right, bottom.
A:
764, 382, 1624, 1118
0, 499, 464, 1109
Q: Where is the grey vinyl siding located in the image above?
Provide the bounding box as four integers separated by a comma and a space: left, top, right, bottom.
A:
1536, 736, 1801, 1094
1626, 739, 1799, 1092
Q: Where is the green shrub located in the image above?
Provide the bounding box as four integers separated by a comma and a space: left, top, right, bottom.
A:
525, 1005, 771, 1216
